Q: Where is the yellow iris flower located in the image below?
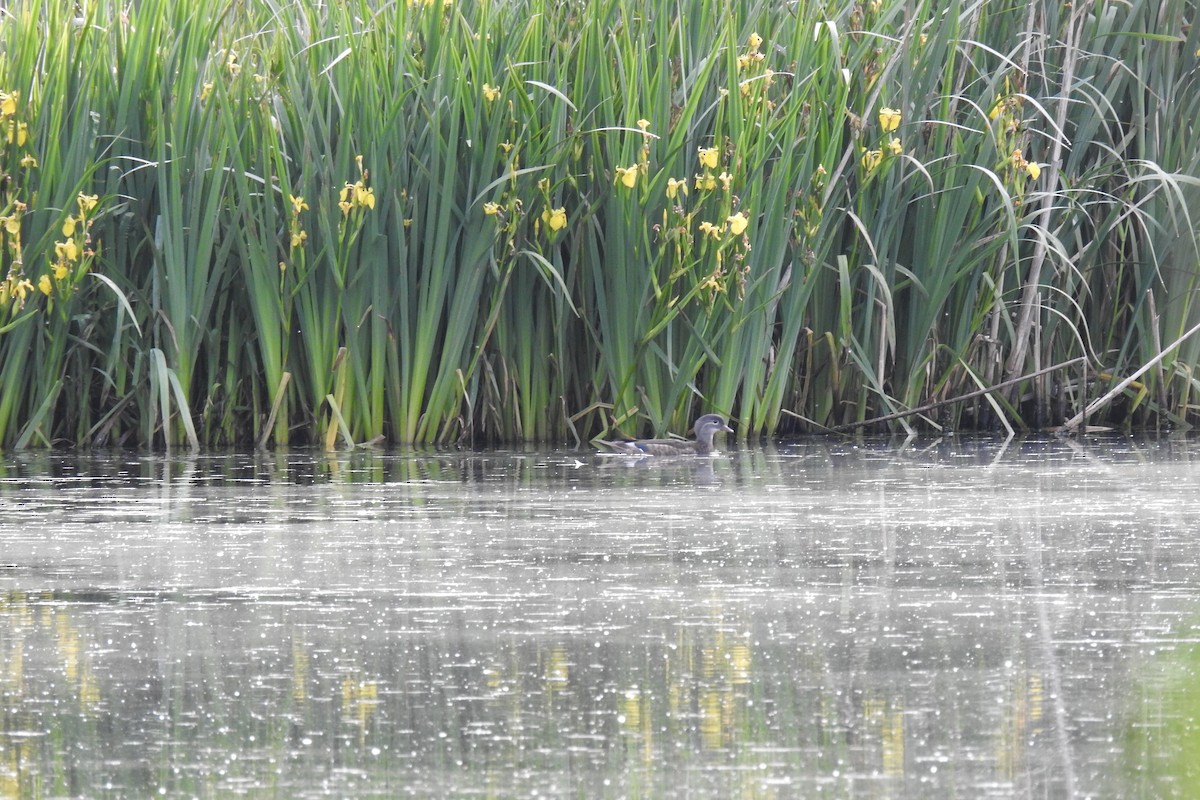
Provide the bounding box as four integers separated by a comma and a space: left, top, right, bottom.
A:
542, 207, 567, 232
55, 240, 80, 262
727, 212, 749, 236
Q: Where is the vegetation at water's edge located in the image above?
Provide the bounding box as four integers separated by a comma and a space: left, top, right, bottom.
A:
0, 0, 1198, 448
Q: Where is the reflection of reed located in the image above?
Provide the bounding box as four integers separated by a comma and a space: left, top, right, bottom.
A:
292, 639, 310, 705
341, 676, 380, 732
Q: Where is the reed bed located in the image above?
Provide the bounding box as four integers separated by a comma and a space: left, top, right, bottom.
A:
0, 0, 1196, 447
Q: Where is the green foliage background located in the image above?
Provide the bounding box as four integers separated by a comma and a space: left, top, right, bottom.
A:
0, 0, 1198, 447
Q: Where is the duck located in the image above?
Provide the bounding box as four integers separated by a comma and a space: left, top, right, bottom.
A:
596, 414, 734, 456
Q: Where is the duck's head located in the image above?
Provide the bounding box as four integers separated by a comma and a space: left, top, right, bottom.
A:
692, 414, 734, 437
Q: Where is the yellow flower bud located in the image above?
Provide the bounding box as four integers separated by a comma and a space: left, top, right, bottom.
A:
1026, 161, 1041, 180
38, 274, 52, 296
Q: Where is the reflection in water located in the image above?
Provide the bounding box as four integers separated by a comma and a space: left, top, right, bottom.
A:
0, 436, 1198, 796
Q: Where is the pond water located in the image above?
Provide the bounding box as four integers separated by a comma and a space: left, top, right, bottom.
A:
1, 436, 1198, 798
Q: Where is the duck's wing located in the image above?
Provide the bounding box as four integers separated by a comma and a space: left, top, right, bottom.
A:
596, 439, 647, 454
596, 438, 697, 456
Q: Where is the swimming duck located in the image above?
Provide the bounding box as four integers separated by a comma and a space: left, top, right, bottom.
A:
596, 414, 734, 456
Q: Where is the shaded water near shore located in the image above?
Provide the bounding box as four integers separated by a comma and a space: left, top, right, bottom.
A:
1, 436, 1199, 798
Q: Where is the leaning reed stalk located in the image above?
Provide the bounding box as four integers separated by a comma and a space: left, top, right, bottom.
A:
0, 0, 1198, 446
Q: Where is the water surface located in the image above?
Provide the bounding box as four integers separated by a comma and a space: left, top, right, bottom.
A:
1, 436, 1198, 798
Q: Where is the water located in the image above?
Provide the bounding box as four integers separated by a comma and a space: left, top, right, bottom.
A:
1, 436, 1199, 798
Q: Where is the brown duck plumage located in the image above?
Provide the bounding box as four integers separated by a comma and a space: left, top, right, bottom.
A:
596, 414, 733, 456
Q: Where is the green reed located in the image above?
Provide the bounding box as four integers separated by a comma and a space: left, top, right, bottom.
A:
0, 0, 1196, 447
